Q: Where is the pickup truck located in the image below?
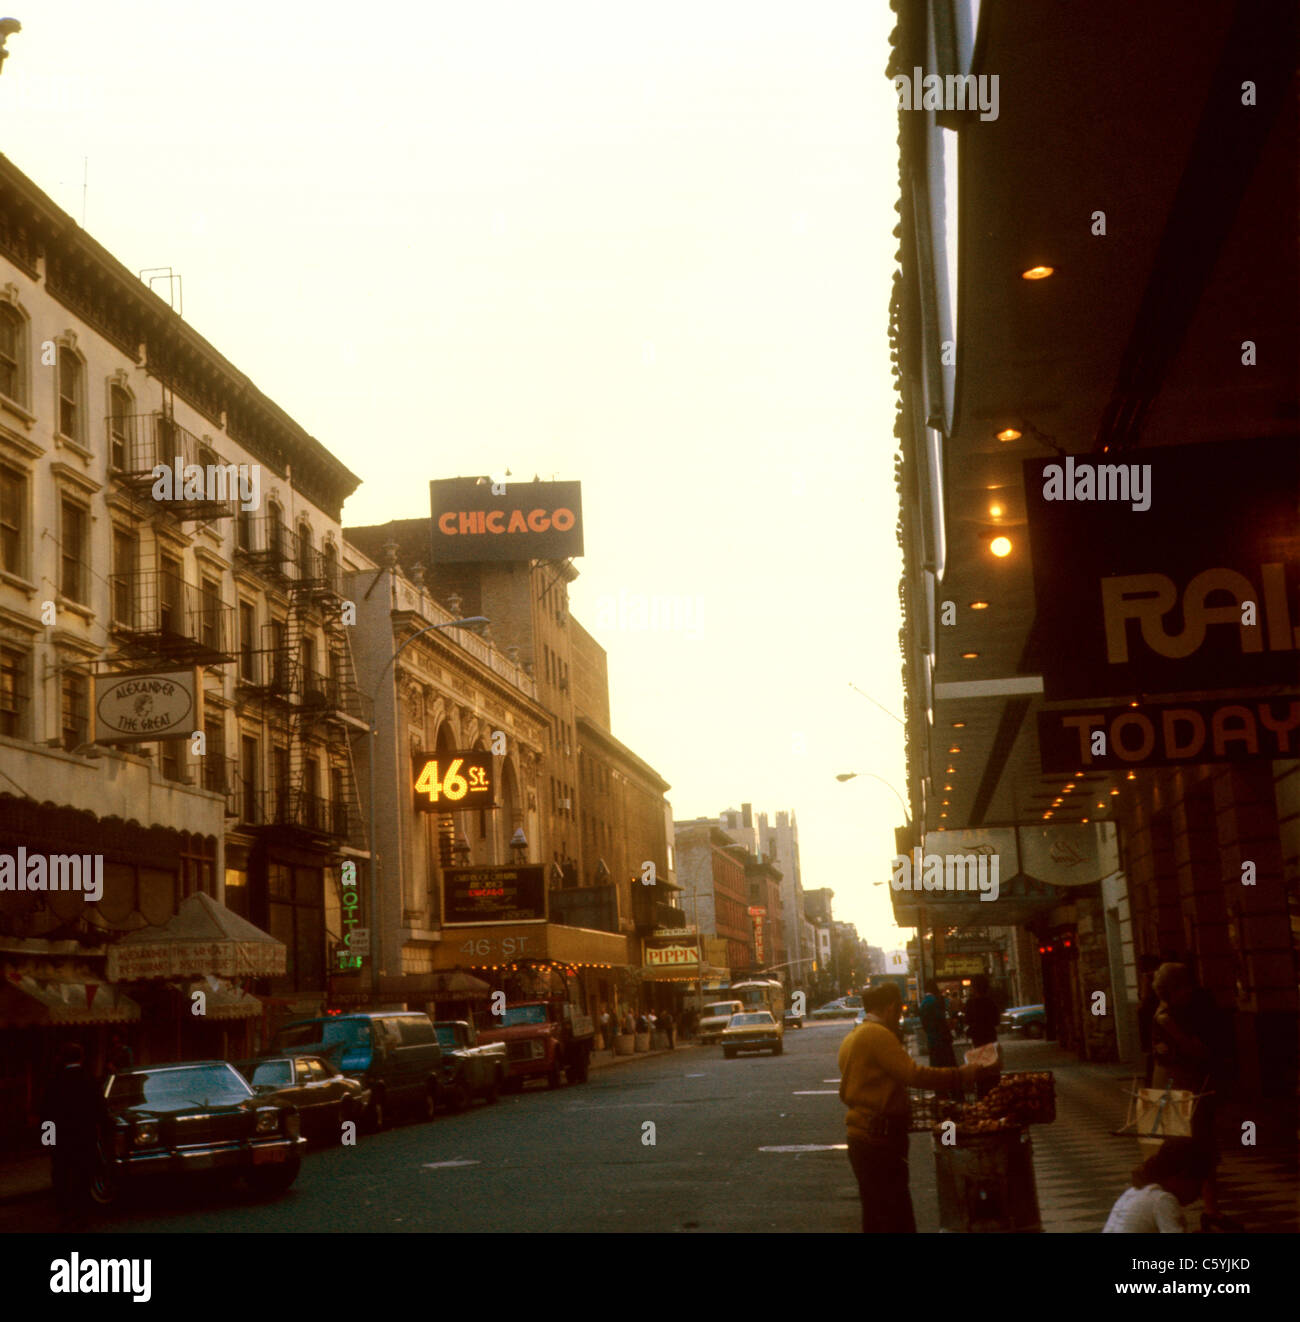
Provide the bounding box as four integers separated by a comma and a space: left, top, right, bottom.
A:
477, 999, 594, 1089
434, 1020, 508, 1110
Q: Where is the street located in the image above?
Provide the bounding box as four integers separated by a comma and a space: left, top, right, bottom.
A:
4, 1030, 1294, 1235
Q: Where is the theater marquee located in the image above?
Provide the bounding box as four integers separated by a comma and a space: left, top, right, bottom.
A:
429, 478, 583, 563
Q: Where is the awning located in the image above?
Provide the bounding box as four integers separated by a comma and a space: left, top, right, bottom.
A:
106, 891, 285, 980
1, 976, 140, 1026
377, 971, 493, 1001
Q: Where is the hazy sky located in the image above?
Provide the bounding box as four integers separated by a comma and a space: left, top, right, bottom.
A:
7, 1, 908, 950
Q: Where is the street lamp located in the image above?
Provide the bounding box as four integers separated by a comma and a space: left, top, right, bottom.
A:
365, 615, 489, 999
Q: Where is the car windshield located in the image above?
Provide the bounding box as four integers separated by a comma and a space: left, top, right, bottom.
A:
275, 1018, 373, 1052
247, 1061, 293, 1088
502, 1005, 548, 1027
730, 1013, 774, 1027
435, 1025, 462, 1049
107, 1064, 252, 1111
703, 1003, 740, 1018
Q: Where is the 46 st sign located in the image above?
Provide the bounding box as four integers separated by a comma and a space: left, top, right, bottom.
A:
412, 750, 496, 813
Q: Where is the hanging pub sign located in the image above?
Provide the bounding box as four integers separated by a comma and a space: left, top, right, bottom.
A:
92, 668, 202, 745
412, 750, 496, 813
1039, 695, 1300, 772
442, 865, 546, 926
429, 477, 583, 563
1023, 437, 1299, 701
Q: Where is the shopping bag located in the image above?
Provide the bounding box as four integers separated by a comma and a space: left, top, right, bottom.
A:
1135, 1086, 1197, 1157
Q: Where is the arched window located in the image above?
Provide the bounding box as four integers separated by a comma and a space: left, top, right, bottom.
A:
296, 520, 314, 581
0, 302, 27, 407
322, 540, 339, 594
267, 500, 286, 571
57, 346, 85, 443
108, 384, 133, 469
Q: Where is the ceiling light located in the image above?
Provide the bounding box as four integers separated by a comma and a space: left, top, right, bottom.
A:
969, 601, 989, 611
961, 652, 978, 660
952, 721, 965, 728
942, 800, 950, 806
946, 765, 956, 774
990, 536, 1012, 557
996, 428, 1021, 442
1110, 788, 1119, 796
948, 746, 961, 754
1021, 265, 1054, 280
1127, 771, 1136, 780
943, 785, 953, 792
1065, 783, 1075, 791
989, 503, 1003, 518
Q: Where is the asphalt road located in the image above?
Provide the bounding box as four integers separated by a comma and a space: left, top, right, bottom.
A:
6, 1022, 899, 1234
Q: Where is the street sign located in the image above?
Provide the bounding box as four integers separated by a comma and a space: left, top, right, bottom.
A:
412, 750, 495, 813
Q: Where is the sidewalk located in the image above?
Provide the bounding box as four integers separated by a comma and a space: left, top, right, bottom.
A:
989, 1040, 1298, 1233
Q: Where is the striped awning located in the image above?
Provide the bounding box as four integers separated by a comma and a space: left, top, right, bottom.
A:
1, 976, 140, 1026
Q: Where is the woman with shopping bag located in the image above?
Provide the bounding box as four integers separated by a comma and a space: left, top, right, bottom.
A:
1149, 962, 1236, 1232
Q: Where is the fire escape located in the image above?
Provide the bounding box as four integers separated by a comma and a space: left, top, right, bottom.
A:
231, 514, 369, 859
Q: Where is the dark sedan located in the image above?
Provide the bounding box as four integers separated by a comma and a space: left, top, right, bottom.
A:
235, 1055, 371, 1142
94, 1061, 306, 1205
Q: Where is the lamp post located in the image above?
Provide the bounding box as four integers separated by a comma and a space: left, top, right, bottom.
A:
834, 770, 927, 994
365, 615, 489, 1000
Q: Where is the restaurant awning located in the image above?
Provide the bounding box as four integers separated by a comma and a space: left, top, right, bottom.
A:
1, 975, 140, 1026
106, 892, 285, 980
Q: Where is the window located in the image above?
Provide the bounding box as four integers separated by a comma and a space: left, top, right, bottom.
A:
304, 757, 320, 826
296, 521, 314, 581
59, 499, 88, 603
236, 508, 253, 552
272, 746, 290, 820
322, 541, 339, 594
61, 669, 88, 751
200, 575, 221, 652
112, 528, 135, 624
0, 464, 25, 577
160, 739, 182, 783
57, 347, 83, 442
202, 717, 226, 793
0, 303, 25, 405
240, 735, 259, 822
267, 502, 286, 572
239, 602, 257, 680
109, 386, 132, 469
330, 765, 347, 835
159, 552, 182, 635
0, 644, 27, 738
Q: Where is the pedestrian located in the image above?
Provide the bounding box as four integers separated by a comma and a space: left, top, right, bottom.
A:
622, 1009, 636, 1037
919, 980, 957, 1068
962, 975, 1000, 1097
838, 981, 983, 1233
107, 1033, 134, 1074
660, 1009, 675, 1050
1135, 954, 1164, 1086
1150, 961, 1238, 1231
1102, 1137, 1212, 1233
40, 1042, 109, 1229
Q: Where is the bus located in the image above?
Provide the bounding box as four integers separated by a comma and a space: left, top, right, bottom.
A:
729, 979, 785, 1022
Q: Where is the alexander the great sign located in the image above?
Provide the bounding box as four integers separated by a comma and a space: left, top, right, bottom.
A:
92, 669, 202, 745
430, 478, 583, 563
1023, 438, 1298, 700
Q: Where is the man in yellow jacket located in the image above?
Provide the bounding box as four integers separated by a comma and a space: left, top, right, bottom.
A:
839, 980, 982, 1232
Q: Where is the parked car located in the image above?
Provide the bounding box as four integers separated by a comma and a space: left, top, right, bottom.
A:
698, 1000, 744, 1043
94, 1061, 306, 1205
269, 1010, 444, 1130
721, 1011, 784, 1058
434, 1020, 508, 1109
234, 1055, 370, 1141
783, 1007, 805, 1029
1000, 1004, 1046, 1038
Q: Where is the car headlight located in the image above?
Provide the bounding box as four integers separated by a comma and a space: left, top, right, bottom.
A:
132, 1120, 159, 1147
255, 1107, 280, 1135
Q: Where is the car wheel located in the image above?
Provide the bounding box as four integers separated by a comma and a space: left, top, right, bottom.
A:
723, 1048, 736, 1059
247, 1156, 301, 1200
1026, 1022, 1045, 1039
422, 1084, 440, 1122
445, 1080, 470, 1114
89, 1146, 119, 1207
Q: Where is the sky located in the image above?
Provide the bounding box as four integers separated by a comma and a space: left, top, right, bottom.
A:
4, 0, 909, 951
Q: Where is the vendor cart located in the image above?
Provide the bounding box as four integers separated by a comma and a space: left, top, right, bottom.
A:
911, 1070, 1055, 1233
